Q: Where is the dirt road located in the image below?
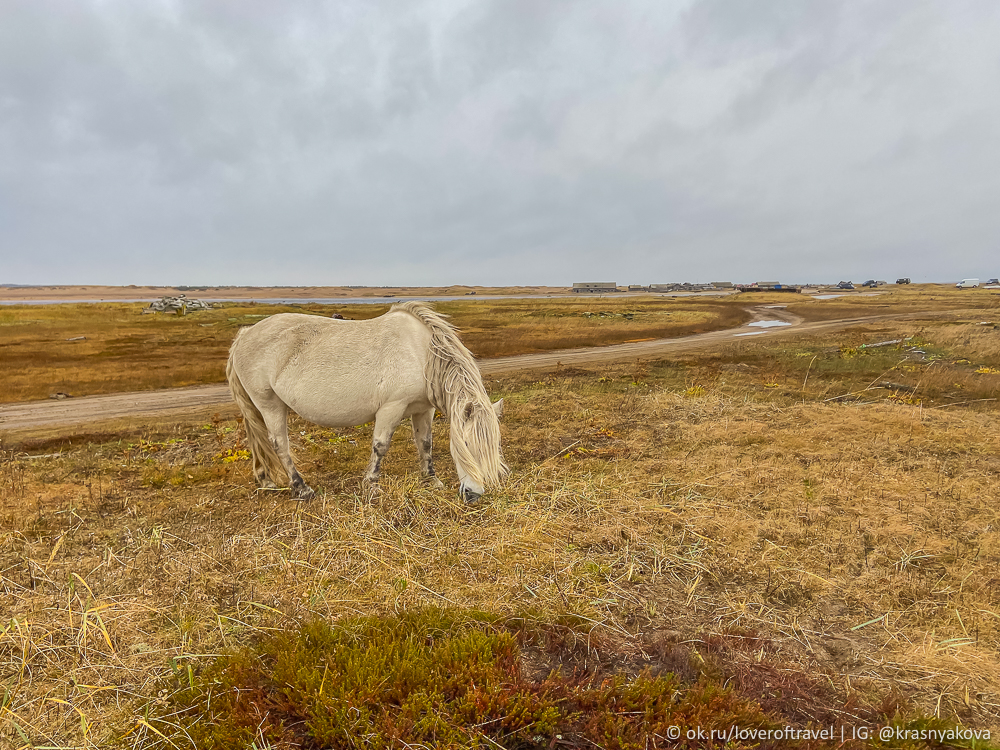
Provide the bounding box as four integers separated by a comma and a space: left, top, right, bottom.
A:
0, 308, 950, 433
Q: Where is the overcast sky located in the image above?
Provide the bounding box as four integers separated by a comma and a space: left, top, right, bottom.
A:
1, 1, 998, 286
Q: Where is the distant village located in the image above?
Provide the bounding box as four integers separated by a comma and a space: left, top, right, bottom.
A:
571, 280, 903, 293
574, 280, 789, 293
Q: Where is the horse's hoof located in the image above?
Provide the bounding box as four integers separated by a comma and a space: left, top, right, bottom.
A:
257, 478, 278, 490
461, 488, 482, 505
295, 486, 316, 501
425, 477, 445, 490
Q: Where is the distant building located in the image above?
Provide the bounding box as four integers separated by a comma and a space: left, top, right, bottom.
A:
572, 282, 618, 293
627, 284, 649, 292
737, 281, 801, 293
649, 282, 714, 292
710, 281, 733, 288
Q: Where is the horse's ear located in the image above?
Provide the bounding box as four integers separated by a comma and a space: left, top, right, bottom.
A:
492, 398, 504, 419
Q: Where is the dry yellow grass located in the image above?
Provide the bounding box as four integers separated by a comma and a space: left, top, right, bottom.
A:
432, 297, 750, 357
780, 283, 1000, 322
729, 318, 1000, 409
2, 317, 998, 747
1, 284, 985, 405
0, 303, 239, 403
0, 297, 750, 403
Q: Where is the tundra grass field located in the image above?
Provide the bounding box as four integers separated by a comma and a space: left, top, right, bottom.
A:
0, 285, 977, 404
0, 295, 750, 404
2, 288, 1000, 748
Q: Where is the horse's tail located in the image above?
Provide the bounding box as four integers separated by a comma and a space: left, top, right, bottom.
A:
393, 301, 508, 489
227, 329, 285, 482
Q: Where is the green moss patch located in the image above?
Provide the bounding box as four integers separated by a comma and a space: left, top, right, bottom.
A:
148, 609, 993, 749
158, 609, 779, 749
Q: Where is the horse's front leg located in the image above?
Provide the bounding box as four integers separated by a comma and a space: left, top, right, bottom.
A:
412, 407, 445, 489
259, 401, 315, 501
364, 403, 407, 488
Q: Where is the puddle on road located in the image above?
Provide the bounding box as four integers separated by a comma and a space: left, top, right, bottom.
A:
812, 292, 885, 300
747, 320, 792, 328
735, 331, 768, 336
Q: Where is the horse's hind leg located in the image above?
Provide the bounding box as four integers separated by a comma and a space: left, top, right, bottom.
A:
412, 407, 444, 489
258, 398, 315, 501
252, 453, 277, 490
364, 402, 408, 487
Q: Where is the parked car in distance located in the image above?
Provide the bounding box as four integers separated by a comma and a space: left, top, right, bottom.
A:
836, 281, 854, 289
896, 278, 911, 284
986, 278, 999, 285
861, 279, 877, 287
956, 279, 980, 288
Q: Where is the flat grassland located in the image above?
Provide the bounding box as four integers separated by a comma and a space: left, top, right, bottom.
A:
0, 284, 981, 404
2, 288, 1000, 748
0, 296, 750, 403
0, 283, 566, 301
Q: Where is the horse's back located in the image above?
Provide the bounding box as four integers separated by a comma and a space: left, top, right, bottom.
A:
230, 311, 433, 427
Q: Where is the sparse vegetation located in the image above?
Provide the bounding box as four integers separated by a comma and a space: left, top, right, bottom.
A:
0, 298, 750, 403
2, 284, 992, 404
160, 608, 783, 749
2, 292, 999, 748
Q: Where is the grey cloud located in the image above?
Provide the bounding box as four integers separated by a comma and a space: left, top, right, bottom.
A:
1, 0, 998, 286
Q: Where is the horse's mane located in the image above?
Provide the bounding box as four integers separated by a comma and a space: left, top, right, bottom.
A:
392, 301, 507, 488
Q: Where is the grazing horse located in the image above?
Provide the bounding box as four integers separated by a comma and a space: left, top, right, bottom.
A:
226, 302, 506, 502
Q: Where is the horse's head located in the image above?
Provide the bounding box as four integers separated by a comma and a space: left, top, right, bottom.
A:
452, 398, 506, 504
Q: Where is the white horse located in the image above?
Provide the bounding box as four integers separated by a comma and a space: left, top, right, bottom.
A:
226, 302, 507, 502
